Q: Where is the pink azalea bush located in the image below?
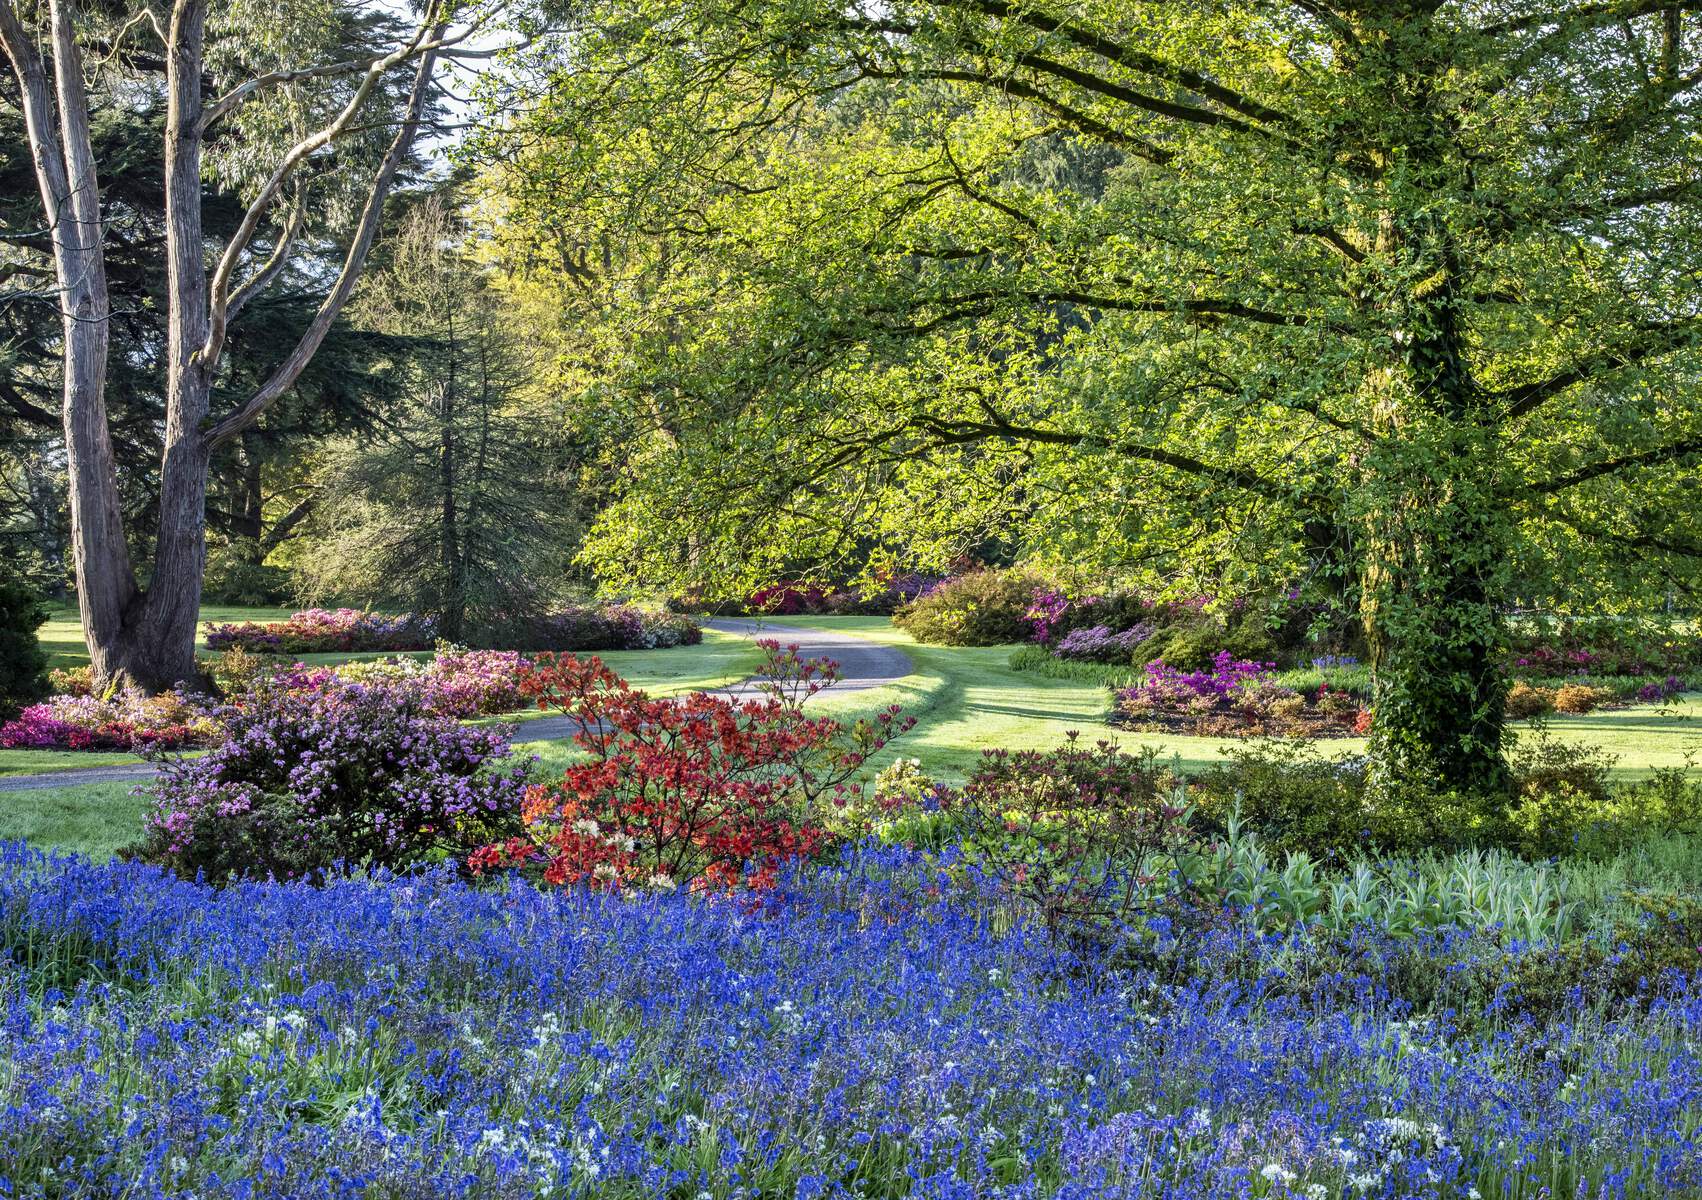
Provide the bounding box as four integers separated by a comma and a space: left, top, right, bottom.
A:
264, 646, 527, 718
0, 689, 220, 751
204, 608, 436, 654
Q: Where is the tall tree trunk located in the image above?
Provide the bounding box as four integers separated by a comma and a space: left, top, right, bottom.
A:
1360, 223, 1510, 796
106, 0, 213, 691
438, 312, 464, 641
1, 0, 461, 690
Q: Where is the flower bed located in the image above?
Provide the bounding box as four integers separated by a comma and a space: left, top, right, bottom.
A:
482, 604, 701, 651
1115, 651, 1368, 738
204, 607, 436, 654
1, 842, 1700, 1196
0, 689, 219, 750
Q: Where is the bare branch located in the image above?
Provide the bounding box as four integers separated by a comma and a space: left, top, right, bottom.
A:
204, 19, 446, 449
198, 8, 448, 372
225, 198, 305, 322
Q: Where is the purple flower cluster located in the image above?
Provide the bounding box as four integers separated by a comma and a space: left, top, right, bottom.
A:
1312, 654, 1360, 670
0, 844, 1698, 1197
1054, 622, 1155, 661
1024, 587, 1071, 643
1638, 675, 1686, 703
134, 676, 529, 880
204, 607, 437, 654
1131, 650, 1276, 703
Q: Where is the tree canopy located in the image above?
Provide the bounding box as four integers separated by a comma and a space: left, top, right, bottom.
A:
479, 0, 1702, 791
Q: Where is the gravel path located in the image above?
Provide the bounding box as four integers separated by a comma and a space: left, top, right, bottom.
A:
509, 618, 912, 742
0, 619, 914, 793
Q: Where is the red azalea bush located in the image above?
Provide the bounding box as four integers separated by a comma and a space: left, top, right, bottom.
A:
471, 641, 913, 892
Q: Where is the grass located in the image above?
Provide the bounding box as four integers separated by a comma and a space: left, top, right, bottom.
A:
0, 781, 149, 860
36, 603, 298, 670
771, 617, 1701, 782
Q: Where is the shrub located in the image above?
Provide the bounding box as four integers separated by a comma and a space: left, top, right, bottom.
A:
204, 608, 436, 654
747, 581, 826, 614
1510, 614, 1700, 677
47, 664, 94, 697
470, 641, 912, 892
0, 688, 219, 751
131, 676, 529, 881
1638, 675, 1686, 703
479, 604, 700, 652
1054, 623, 1154, 662
1506, 680, 1556, 718
942, 738, 1201, 934
893, 569, 1040, 645
1189, 743, 1374, 858
1553, 682, 1613, 714
0, 570, 50, 722
1504, 731, 1618, 855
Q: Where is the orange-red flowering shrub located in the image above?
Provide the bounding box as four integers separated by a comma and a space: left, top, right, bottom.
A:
469, 641, 913, 892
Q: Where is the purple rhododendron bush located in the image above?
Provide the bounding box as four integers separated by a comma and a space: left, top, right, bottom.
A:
3, 839, 1702, 1198
127, 673, 530, 881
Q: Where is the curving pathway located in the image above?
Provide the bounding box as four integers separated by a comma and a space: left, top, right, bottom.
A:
0, 619, 914, 794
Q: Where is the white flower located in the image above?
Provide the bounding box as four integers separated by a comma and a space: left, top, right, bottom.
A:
1261, 1164, 1296, 1186
571, 818, 600, 837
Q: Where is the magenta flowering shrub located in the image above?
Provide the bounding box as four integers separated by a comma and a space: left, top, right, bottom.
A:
0, 689, 219, 750
1024, 587, 1071, 643
132, 677, 530, 881
740, 574, 945, 617
204, 608, 436, 654
421, 647, 527, 716
1127, 651, 1278, 705
483, 605, 701, 652
1055, 623, 1156, 662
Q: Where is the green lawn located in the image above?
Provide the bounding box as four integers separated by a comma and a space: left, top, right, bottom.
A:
764, 617, 1701, 782
0, 781, 150, 860
36, 603, 298, 670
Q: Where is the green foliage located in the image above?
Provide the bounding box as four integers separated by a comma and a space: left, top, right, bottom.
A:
893, 571, 1038, 646
0, 569, 50, 721
202, 540, 294, 606
293, 198, 580, 640
479, 0, 1702, 792
1007, 644, 1140, 688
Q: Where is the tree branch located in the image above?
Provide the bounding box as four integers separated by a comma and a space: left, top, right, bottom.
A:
203, 18, 445, 449
1495, 319, 1702, 419
1526, 434, 1702, 494
198, 7, 446, 375
225, 198, 304, 323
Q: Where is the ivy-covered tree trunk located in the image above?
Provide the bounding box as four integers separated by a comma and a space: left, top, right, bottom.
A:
1360, 447, 1511, 797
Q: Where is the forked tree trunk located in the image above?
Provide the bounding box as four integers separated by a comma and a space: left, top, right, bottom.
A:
1, 0, 447, 692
